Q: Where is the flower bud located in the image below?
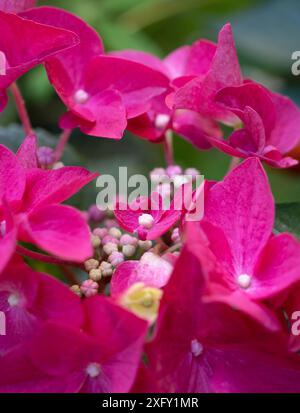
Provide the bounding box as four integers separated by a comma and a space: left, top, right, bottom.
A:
80, 279, 98, 297
91, 234, 101, 248
103, 242, 118, 255
138, 213, 154, 229
89, 268, 102, 282
70, 285, 81, 296
84, 258, 99, 272
108, 251, 124, 267
122, 245, 136, 257
109, 227, 122, 239
138, 240, 153, 251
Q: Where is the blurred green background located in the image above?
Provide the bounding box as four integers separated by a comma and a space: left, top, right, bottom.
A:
1, 0, 300, 208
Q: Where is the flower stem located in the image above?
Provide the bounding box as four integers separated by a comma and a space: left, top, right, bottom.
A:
163, 130, 174, 166
54, 129, 72, 162
10, 82, 33, 136
16, 245, 83, 269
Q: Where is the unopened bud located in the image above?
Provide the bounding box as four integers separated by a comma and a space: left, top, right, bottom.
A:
138, 240, 153, 251
70, 285, 81, 296
122, 245, 136, 257
99, 261, 113, 277
108, 251, 124, 267
103, 242, 118, 255
91, 235, 101, 248
80, 279, 98, 297
89, 268, 102, 282
109, 227, 122, 239
84, 258, 99, 272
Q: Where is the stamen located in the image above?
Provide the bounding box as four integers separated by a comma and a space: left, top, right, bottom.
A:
74, 89, 89, 104
8, 293, 20, 307
237, 273, 252, 289
138, 213, 154, 229
191, 339, 203, 357
86, 362, 101, 378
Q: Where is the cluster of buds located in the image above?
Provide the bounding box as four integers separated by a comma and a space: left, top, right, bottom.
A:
150, 165, 200, 199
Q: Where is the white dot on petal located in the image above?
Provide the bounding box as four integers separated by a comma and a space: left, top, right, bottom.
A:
191, 339, 203, 357
138, 213, 154, 229
74, 89, 89, 104
155, 114, 170, 130
86, 362, 101, 378
237, 274, 252, 289
8, 293, 20, 307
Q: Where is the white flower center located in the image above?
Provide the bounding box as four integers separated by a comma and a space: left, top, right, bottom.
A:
86, 362, 101, 378
138, 213, 154, 229
8, 293, 20, 307
191, 339, 203, 357
237, 273, 252, 289
155, 114, 170, 130
74, 89, 89, 104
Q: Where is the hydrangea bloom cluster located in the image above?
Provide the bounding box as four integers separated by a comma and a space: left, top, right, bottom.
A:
1, 0, 300, 393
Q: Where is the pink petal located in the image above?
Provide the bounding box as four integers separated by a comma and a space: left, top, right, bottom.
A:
251, 233, 300, 300
0, 10, 79, 90
67, 89, 127, 139
205, 158, 274, 275
23, 204, 93, 262
172, 109, 220, 150
173, 23, 242, 123
0, 145, 26, 207
22, 6, 104, 90
83, 56, 169, 119
16, 134, 38, 169
0, 203, 16, 273
111, 49, 168, 77
0, 0, 36, 13
163, 46, 191, 79
268, 91, 300, 153
22, 166, 97, 211
111, 253, 173, 296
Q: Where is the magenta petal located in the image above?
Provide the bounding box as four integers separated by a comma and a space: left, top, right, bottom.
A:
205, 158, 274, 275
0, 145, 26, 206
23, 166, 97, 210
251, 233, 300, 300
82, 296, 148, 393
111, 253, 173, 296
207, 135, 247, 158
173, 23, 242, 122
16, 134, 38, 169
268, 91, 300, 153
0, 0, 36, 13
0, 203, 16, 273
163, 45, 191, 79
71, 89, 127, 139
172, 109, 219, 150
111, 49, 168, 77
24, 204, 92, 262
84, 56, 169, 119
0, 10, 79, 90
22, 6, 104, 89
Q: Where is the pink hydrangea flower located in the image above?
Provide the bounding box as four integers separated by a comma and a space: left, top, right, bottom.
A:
114, 186, 192, 240
170, 23, 243, 127
141, 234, 300, 393
112, 43, 223, 148
0, 8, 79, 110
199, 158, 300, 312
208, 82, 300, 168
0, 135, 97, 270
21, 7, 170, 139
0, 255, 83, 355
0, 296, 147, 393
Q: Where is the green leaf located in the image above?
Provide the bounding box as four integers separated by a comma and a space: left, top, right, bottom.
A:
275, 203, 300, 239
